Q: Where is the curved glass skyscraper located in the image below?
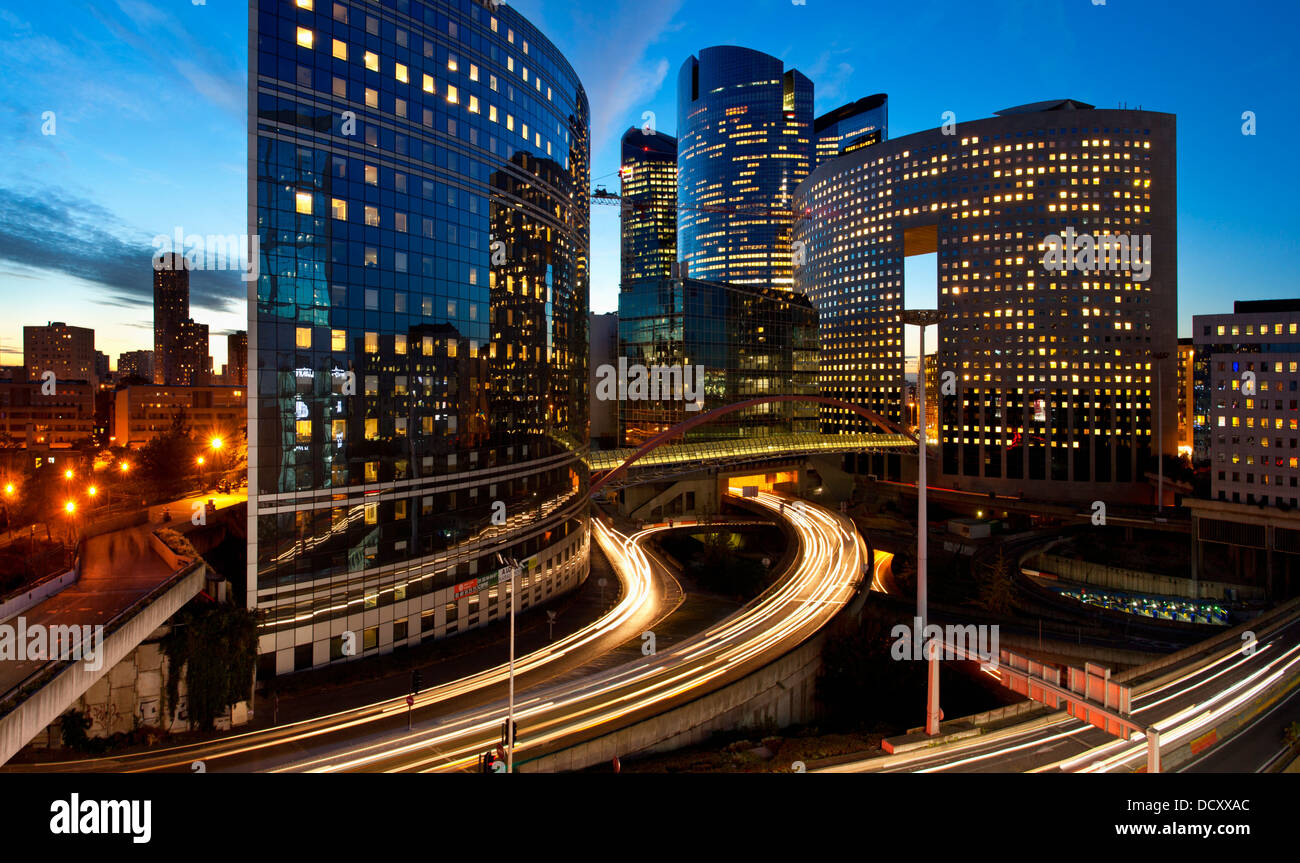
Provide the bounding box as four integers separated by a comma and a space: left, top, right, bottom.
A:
676, 46, 813, 289
250, 0, 589, 675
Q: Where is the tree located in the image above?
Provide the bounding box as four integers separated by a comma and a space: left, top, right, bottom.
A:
161, 600, 258, 732
975, 546, 1017, 616
138, 409, 192, 495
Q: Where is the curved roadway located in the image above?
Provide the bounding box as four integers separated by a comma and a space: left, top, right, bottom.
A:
10, 492, 871, 773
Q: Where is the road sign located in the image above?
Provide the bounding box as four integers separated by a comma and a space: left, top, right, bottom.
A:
405, 694, 414, 707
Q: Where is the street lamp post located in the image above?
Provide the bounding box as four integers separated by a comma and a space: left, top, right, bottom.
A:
497, 554, 521, 773
901, 309, 947, 736
1152, 351, 1169, 512
210, 438, 224, 489
63, 500, 78, 567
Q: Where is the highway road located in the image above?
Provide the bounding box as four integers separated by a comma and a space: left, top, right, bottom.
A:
5, 514, 678, 772
7, 492, 871, 773
265, 491, 868, 772
819, 614, 1300, 773
20, 491, 860, 773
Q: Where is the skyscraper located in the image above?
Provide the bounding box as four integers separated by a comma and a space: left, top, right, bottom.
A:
250, 0, 590, 676
676, 46, 813, 289
619, 127, 677, 285
795, 100, 1177, 502
617, 277, 819, 446
153, 252, 189, 385
174, 318, 209, 386
815, 93, 887, 165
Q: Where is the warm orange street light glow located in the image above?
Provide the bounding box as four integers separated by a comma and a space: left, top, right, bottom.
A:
64, 501, 76, 514
211, 437, 223, 450
197, 456, 206, 466
64, 469, 74, 480
120, 462, 130, 473
3, 483, 14, 495
87, 486, 97, 497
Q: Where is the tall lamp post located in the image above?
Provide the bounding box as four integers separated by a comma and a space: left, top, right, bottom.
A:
496, 553, 521, 772
1152, 351, 1169, 511
901, 309, 947, 736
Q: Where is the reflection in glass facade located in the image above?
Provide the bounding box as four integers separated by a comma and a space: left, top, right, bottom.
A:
617, 277, 818, 446
250, 0, 589, 676
619, 127, 677, 285
676, 46, 813, 289
795, 101, 1177, 503
815, 94, 888, 165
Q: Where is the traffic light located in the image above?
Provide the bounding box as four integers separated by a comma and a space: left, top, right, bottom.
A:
411, 669, 423, 694
500, 719, 518, 747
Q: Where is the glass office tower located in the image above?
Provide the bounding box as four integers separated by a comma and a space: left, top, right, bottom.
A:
617, 277, 819, 446
676, 46, 813, 289
250, 0, 590, 676
815, 93, 887, 165
619, 127, 677, 285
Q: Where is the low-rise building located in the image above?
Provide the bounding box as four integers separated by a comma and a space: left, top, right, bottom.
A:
111, 384, 246, 447
0, 380, 95, 447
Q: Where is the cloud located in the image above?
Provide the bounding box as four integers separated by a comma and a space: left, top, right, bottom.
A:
0, 184, 244, 317
514, 0, 687, 167
804, 47, 856, 112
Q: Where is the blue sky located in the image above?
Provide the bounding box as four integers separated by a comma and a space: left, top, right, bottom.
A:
0, 0, 1296, 366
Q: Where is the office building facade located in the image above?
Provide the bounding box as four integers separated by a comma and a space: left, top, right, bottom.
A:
815, 93, 887, 165
619, 127, 677, 285
174, 319, 210, 386
0, 380, 94, 447
676, 46, 813, 289
617, 276, 818, 446
1177, 336, 1194, 458
23, 322, 97, 386
117, 350, 155, 382
112, 384, 247, 448
227, 331, 249, 386
1192, 299, 1300, 508
589, 311, 619, 450
250, 0, 590, 675
794, 100, 1177, 503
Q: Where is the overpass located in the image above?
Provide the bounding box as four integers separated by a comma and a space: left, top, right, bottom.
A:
0, 493, 244, 764
588, 431, 913, 490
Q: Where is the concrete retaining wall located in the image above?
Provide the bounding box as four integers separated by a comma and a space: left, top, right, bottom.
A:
1033, 552, 1264, 601
519, 624, 827, 773
23, 633, 251, 750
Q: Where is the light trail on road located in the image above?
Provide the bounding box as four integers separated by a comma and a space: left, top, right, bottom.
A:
276, 491, 869, 772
